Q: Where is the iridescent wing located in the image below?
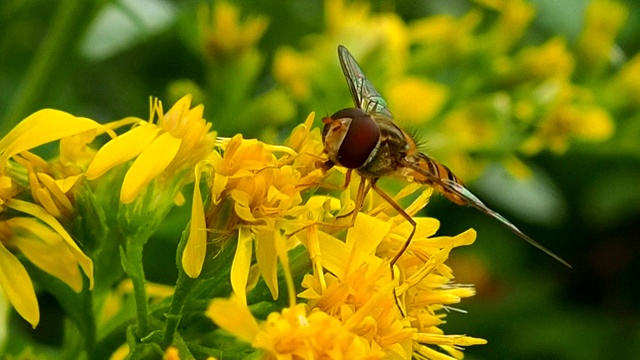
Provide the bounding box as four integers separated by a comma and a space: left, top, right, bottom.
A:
440, 178, 571, 268
337, 45, 394, 119
399, 156, 572, 268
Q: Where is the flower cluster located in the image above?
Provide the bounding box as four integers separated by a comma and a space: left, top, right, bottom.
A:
0, 95, 485, 359
202, 114, 485, 359
0, 109, 101, 328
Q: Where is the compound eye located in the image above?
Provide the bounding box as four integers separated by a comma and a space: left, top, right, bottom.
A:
337, 110, 380, 168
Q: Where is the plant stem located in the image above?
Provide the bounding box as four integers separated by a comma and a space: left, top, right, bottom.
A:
125, 237, 149, 337
161, 271, 197, 348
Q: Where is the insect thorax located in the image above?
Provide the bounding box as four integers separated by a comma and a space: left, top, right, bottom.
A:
358, 119, 408, 178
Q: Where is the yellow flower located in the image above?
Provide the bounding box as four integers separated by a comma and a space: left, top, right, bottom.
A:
86, 95, 215, 204
387, 77, 448, 125
523, 100, 614, 154
12, 151, 81, 221
577, 0, 628, 69
208, 298, 389, 360
0, 109, 101, 327
204, 119, 485, 358
307, 184, 485, 359
410, 12, 481, 63
481, 0, 535, 53
183, 113, 324, 306
274, 0, 409, 107
208, 209, 484, 359
273, 47, 319, 101
197, 1, 269, 60
516, 37, 575, 81
608, 53, 640, 108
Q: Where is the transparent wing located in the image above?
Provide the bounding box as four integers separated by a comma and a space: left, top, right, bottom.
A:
337, 45, 394, 119
399, 157, 572, 268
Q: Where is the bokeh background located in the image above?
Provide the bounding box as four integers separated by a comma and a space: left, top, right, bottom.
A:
2, 0, 639, 358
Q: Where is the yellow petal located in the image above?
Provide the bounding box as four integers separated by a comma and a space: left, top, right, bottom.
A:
392, 217, 440, 241
54, 174, 83, 193
231, 190, 257, 221
346, 213, 391, 254
272, 229, 295, 307
85, 124, 161, 180
255, 229, 278, 300
0, 242, 39, 328
344, 280, 396, 331
182, 163, 208, 278
0, 110, 103, 164
37, 173, 74, 213
5, 199, 94, 289
34, 188, 62, 218
416, 228, 477, 248
316, 231, 350, 280
10, 218, 83, 292
162, 95, 192, 127
231, 227, 253, 303
120, 131, 181, 204
173, 192, 186, 206
575, 107, 614, 140
211, 173, 228, 204
206, 296, 260, 343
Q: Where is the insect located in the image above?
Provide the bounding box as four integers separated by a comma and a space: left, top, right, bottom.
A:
321, 45, 571, 269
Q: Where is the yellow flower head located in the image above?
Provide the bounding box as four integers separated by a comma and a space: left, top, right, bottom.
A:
387, 77, 448, 125
86, 95, 215, 204
0, 109, 101, 328
577, 0, 628, 69
274, 0, 408, 107
208, 204, 484, 359
299, 188, 485, 359
198, 1, 269, 60
182, 114, 324, 303
522, 87, 615, 154
203, 114, 485, 358
516, 37, 575, 81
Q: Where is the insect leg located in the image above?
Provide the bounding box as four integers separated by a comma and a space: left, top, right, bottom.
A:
370, 181, 417, 267
370, 180, 416, 317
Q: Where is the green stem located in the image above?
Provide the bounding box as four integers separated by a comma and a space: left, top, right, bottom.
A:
161, 270, 197, 348
125, 237, 150, 337
2, 0, 97, 134
81, 281, 97, 354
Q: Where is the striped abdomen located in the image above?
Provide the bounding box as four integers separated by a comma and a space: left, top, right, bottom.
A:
401, 153, 468, 206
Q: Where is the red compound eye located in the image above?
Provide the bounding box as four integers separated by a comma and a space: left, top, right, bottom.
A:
331, 108, 380, 169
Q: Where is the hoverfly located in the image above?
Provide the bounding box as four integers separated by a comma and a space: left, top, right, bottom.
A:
321, 45, 571, 269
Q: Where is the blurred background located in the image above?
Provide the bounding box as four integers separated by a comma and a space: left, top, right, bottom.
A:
2, 0, 639, 358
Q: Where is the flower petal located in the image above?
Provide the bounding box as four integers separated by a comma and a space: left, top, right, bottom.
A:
54, 173, 83, 193
5, 199, 94, 289
0, 110, 103, 164
346, 213, 391, 255
36, 173, 75, 213
206, 296, 260, 343
182, 162, 209, 278
0, 242, 39, 328
120, 131, 181, 204
10, 218, 83, 292
231, 227, 253, 303
85, 124, 161, 180
255, 229, 278, 300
